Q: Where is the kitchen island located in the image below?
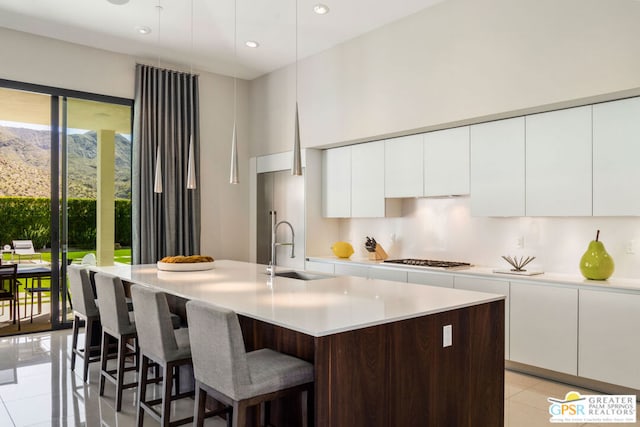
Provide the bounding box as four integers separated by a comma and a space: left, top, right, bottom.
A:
92, 260, 505, 426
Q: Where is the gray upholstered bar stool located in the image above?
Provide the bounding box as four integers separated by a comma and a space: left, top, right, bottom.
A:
186, 300, 315, 427
68, 265, 101, 382
130, 284, 193, 427
94, 272, 139, 411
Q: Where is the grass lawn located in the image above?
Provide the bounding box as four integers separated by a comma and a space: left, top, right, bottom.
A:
36, 248, 132, 264
0, 248, 131, 310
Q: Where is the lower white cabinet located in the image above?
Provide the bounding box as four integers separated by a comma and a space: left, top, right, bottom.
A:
454, 276, 510, 359
407, 271, 454, 288
510, 282, 578, 375
334, 263, 369, 278
579, 289, 640, 389
369, 268, 407, 282
305, 260, 335, 274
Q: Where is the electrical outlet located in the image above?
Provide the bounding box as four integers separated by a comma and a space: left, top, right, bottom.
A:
626, 240, 636, 255
515, 236, 525, 249
443, 325, 452, 347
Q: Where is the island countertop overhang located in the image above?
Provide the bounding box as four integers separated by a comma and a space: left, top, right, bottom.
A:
90, 260, 504, 337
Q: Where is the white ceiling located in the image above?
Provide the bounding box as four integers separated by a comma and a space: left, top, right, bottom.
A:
0, 0, 444, 80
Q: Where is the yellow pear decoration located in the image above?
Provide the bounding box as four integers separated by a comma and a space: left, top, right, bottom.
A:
331, 242, 354, 258
579, 230, 614, 280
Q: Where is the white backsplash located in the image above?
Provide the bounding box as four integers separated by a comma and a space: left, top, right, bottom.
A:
338, 197, 640, 279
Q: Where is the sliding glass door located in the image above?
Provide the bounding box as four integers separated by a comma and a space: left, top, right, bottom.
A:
0, 79, 132, 334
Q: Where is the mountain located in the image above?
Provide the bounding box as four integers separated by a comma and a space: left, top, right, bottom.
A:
0, 125, 131, 199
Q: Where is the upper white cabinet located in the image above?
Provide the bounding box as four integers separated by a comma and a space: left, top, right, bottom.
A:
510, 281, 578, 375
384, 134, 424, 198
323, 142, 400, 218
592, 97, 640, 216
525, 106, 592, 216
352, 141, 387, 217
470, 117, 525, 217
322, 146, 351, 217
423, 126, 470, 197
579, 289, 640, 389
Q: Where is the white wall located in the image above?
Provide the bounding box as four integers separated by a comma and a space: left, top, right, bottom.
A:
248, 0, 640, 278
249, 0, 640, 155
0, 27, 250, 261
335, 197, 640, 279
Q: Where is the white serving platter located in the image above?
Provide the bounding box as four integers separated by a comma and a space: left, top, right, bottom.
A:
157, 261, 215, 272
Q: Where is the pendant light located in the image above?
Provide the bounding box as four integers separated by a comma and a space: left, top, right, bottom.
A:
153, 145, 163, 193
186, 0, 197, 189
291, 0, 302, 176
153, 0, 163, 193
229, 0, 239, 184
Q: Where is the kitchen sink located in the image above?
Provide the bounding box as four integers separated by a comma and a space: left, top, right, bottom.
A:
271, 271, 334, 281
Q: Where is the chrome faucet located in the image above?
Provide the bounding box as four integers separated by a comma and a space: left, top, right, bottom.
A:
267, 212, 295, 277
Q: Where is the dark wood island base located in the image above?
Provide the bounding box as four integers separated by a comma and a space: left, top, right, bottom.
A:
239, 299, 505, 427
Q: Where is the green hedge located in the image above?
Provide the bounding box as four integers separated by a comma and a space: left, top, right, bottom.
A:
0, 197, 131, 249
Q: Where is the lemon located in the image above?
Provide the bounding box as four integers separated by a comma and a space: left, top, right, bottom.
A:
331, 241, 354, 258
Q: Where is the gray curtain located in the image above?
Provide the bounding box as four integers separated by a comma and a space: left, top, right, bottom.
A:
132, 64, 201, 264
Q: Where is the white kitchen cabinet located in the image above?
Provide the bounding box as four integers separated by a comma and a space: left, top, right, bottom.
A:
407, 270, 454, 288
454, 276, 510, 359
525, 106, 592, 216
334, 263, 370, 278
305, 260, 335, 274
579, 289, 640, 389
424, 126, 470, 196
322, 146, 351, 217
323, 142, 399, 218
510, 281, 577, 375
369, 268, 407, 282
351, 141, 400, 217
592, 96, 640, 216
469, 117, 525, 216
384, 134, 424, 198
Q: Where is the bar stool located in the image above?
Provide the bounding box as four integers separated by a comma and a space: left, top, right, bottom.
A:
94, 273, 139, 411
68, 265, 101, 382
130, 284, 193, 427
186, 300, 314, 427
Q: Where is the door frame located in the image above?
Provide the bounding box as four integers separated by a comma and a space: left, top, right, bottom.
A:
0, 78, 133, 330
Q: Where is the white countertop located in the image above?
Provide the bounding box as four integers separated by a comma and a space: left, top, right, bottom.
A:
307, 256, 640, 292
91, 260, 504, 337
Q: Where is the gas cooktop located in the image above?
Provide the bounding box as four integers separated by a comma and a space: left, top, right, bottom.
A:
383, 258, 471, 269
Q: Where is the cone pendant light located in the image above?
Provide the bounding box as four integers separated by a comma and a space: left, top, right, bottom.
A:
229, 0, 240, 184
153, 0, 163, 193
186, 0, 197, 190
291, 0, 302, 176
186, 134, 196, 189
229, 120, 239, 183
153, 145, 163, 193
292, 103, 302, 175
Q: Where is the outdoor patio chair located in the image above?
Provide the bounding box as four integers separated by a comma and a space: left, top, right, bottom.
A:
12, 240, 42, 263
0, 264, 20, 331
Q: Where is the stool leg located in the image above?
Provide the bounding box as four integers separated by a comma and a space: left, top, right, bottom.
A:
161, 363, 173, 427
115, 335, 127, 411
193, 382, 206, 427
137, 355, 149, 427
71, 315, 80, 371
99, 332, 109, 396
83, 318, 94, 382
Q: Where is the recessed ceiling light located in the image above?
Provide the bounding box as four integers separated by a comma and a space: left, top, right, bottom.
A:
136, 26, 152, 35
245, 40, 260, 48
313, 4, 330, 15
107, 0, 130, 5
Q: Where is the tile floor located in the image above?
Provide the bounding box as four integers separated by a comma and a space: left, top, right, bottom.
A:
0, 329, 636, 426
